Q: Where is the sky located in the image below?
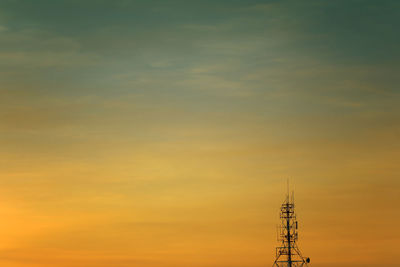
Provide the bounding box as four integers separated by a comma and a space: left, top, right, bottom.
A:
0, 0, 399, 266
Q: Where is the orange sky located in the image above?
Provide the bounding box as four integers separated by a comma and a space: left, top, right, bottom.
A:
1, 1, 400, 266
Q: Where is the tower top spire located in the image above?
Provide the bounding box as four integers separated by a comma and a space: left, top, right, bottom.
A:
287, 179, 290, 202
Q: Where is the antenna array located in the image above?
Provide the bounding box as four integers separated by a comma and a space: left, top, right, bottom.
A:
272, 189, 310, 267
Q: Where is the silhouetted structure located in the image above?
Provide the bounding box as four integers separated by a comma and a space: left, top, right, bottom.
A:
272, 188, 310, 267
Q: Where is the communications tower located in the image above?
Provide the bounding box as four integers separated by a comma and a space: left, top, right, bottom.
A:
272, 187, 310, 267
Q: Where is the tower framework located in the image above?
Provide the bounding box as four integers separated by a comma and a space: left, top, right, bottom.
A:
272, 191, 310, 267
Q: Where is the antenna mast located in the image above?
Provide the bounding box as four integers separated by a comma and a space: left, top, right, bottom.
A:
272, 184, 310, 267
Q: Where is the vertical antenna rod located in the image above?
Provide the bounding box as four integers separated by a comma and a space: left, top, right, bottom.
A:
287, 179, 289, 202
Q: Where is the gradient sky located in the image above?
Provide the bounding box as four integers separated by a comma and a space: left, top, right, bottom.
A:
1, 1, 399, 266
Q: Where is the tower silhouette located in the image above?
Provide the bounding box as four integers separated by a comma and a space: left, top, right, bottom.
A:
272, 186, 310, 267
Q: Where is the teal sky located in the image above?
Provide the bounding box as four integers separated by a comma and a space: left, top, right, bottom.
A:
0, 1, 399, 267
2, 0, 399, 136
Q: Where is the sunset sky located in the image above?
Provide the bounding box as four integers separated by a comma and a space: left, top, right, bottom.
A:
1, 0, 399, 266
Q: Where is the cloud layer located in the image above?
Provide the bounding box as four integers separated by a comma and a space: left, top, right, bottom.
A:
0, 1, 399, 266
